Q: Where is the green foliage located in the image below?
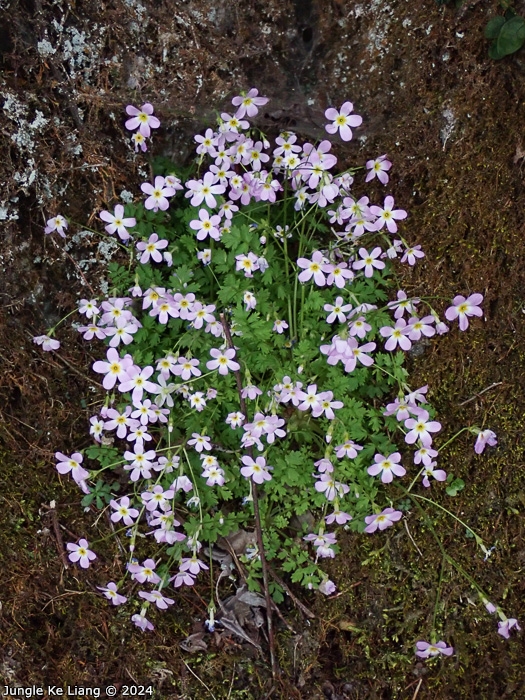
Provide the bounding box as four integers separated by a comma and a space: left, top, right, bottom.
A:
486, 13, 525, 59
445, 474, 465, 497
77, 113, 461, 605
81, 478, 120, 509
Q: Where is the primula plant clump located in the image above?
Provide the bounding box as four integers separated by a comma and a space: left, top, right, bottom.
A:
38, 89, 518, 661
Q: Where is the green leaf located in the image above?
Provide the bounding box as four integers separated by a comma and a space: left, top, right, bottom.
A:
446, 476, 465, 497
485, 16, 506, 40
496, 16, 525, 57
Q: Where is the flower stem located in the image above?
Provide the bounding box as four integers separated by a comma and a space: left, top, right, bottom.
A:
219, 311, 279, 680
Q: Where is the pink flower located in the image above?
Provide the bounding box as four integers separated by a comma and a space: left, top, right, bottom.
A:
179, 556, 209, 575
243, 291, 257, 310
88, 415, 103, 443
44, 214, 68, 238
380, 318, 412, 352
297, 250, 331, 286
319, 579, 337, 595
367, 452, 406, 483
97, 582, 127, 606
104, 406, 139, 439
127, 558, 161, 584
125, 103, 160, 137
326, 262, 354, 288
99, 204, 136, 241
421, 461, 447, 488
311, 391, 344, 419
137, 233, 168, 265
136, 233, 169, 264
297, 384, 322, 412
401, 245, 425, 266
273, 319, 288, 334
55, 451, 89, 483
370, 196, 407, 234
110, 496, 139, 525
131, 132, 147, 152
445, 293, 483, 331
232, 88, 269, 118
383, 398, 419, 422
141, 485, 174, 512
335, 440, 363, 459
241, 385, 262, 400
105, 317, 139, 347
413, 446, 439, 466
324, 101, 362, 141
171, 571, 196, 587
405, 385, 429, 404
404, 410, 442, 447
241, 455, 273, 484
406, 316, 435, 341
188, 432, 212, 453
173, 356, 201, 381
352, 247, 385, 278
364, 507, 402, 533
190, 208, 222, 241
78, 299, 100, 319
325, 509, 352, 525
497, 618, 521, 639
220, 112, 249, 134
387, 290, 420, 319
474, 429, 497, 454
201, 465, 225, 486
434, 315, 450, 335
197, 248, 212, 266
67, 539, 97, 569
365, 155, 392, 185
324, 296, 353, 324
206, 347, 240, 375
92, 347, 133, 390
314, 458, 334, 473
194, 128, 219, 156
185, 171, 225, 208
141, 176, 176, 212
483, 599, 497, 614
314, 473, 349, 501
139, 590, 175, 610
226, 411, 245, 428
415, 640, 454, 658
172, 475, 193, 493
123, 445, 157, 481
131, 613, 154, 631
304, 532, 337, 558
33, 334, 60, 351
235, 252, 260, 276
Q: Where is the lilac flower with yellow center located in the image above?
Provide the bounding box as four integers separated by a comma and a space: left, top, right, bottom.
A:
324, 101, 362, 141
367, 452, 406, 484
297, 250, 331, 286
364, 507, 402, 533
474, 429, 497, 454
99, 204, 136, 241
67, 539, 97, 569
97, 582, 127, 606
445, 293, 484, 331
404, 410, 442, 447
352, 247, 385, 278
415, 641, 454, 658
125, 103, 160, 137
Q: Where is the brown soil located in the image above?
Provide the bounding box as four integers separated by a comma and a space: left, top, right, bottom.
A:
1, 0, 524, 698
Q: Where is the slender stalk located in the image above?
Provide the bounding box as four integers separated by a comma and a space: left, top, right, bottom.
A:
407, 490, 488, 555
432, 555, 447, 635
220, 312, 279, 680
